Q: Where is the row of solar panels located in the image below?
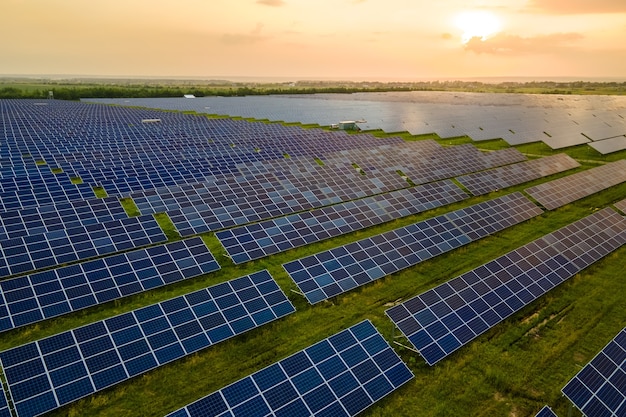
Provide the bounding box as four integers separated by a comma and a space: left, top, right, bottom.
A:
0, 145, 596, 276
0, 152, 619, 334
83, 95, 626, 154
1, 194, 624, 417
0, 146, 626, 308
1, 100, 403, 171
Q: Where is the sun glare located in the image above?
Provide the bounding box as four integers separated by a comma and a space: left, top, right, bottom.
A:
454, 11, 502, 44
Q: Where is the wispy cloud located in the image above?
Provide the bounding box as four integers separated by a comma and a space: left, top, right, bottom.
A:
256, 0, 286, 6
464, 32, 584, 54
526, 0, 626, 14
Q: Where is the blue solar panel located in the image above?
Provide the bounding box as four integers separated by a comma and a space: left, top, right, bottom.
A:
0, 197, 128, 241
166, 320, 413, 417
535, 405, 558, 417
283, 193, 542, 304
0, 183, 96, 212
0, 270, 295, 417
218, 180, 468, 264
0, 388, 10, 417
0, 237, 220, 332
562, 327, 626, 417
0, 215, 166, 278
385, 208, 626, 365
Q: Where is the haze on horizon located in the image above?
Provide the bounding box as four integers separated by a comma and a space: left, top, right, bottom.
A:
2, 0, 626, 81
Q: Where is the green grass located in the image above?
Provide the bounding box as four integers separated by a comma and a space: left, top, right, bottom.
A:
93, 186, 108, 198
120, 198, 141, 217
153, 213, 180, 241
1, 110, 625, 417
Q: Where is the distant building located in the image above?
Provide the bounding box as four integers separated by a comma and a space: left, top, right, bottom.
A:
330, 120, 361, 130
183, 94, 195, 99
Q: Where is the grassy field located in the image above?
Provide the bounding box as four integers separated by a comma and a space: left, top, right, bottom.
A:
0, 116, 624, 417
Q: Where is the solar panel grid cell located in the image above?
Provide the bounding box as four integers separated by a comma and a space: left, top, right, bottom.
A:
0, 270, 295, 417
283, 193, 542, 304
166, 320, 413, 417
562, 327, 626, 417
386, 208, 626, 365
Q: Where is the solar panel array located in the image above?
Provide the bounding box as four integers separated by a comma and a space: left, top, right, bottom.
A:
0, 237, 220, 332
0, 94, 623, 416
535, 405, 558, 417
165, 167, 406, 236
0, 197, 128, 241
0, 270, 295, 417
0, 215, 166, 278
615, 198, 626, 214
525, 160, 626, 210
456, 154, 580, 196
562, 327, 626, 417
217, 180, 468, 264
85, 93, 626, 153
385, 208, 626, 365
166, 320, 413, 417
283, 193, 543, 304
0, 181, 95, 212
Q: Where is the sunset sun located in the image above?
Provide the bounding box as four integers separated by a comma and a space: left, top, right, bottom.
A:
454, 10, 502, 44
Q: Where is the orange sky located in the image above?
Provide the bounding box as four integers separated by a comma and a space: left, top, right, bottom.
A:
2, 0, 626, 80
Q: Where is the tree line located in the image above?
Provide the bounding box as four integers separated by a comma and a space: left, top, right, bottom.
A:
0, 80, 624, 100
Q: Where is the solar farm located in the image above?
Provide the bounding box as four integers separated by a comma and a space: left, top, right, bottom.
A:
0, 96, 624, 417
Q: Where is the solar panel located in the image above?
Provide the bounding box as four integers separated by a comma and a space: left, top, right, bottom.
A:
283, 193, 542, 304
0, 270, 295, 417
0, 197, 128, 241
456, 154, 580, 196
385, 208, 626, 365
0, 389, 10, 417
525, 160, 626, 210
0, 215, 166, 278
615, 198, 626, 214
0, 237, 220, 332
562, 327, 626, 417
166, 320, 414, 417
588, 136, 626, 155
218, 180, 468, 264
535, 405, 558, 417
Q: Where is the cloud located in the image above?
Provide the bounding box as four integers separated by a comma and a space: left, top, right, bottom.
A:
441, 33, 453, 40
256, 0, 285, 6
526, 0, 626, 14
464, 32, 584, 55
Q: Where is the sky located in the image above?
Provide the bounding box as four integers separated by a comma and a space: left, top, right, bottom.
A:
2, 0, 626, 81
